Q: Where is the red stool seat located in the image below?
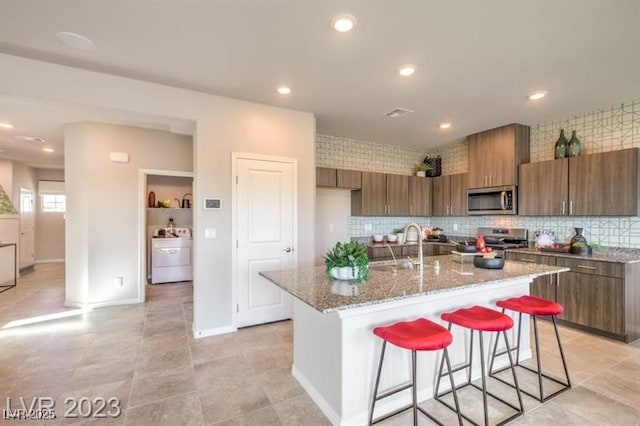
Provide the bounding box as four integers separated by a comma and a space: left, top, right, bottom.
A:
497, 295, 563, 316
441, 305, 513, 332
373, 318, 452, 351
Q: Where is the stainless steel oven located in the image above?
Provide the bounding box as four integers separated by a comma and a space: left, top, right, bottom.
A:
467, 186, 517, 215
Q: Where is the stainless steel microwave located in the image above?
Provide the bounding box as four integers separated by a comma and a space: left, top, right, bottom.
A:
467, 186, 517, 215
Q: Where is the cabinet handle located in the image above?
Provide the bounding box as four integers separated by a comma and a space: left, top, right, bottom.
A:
569, 200, 573, 215
450, 205, 453, 215
562, 201, 566, 215
520, 257, 537, 263
577, 265, 596, 270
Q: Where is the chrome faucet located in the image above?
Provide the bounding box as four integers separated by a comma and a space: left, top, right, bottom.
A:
403, 223, 423, 270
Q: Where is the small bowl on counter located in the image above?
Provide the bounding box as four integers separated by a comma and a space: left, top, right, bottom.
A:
473, 255, 505, 269
386, 234, 398, 243
456, 244, 477, 253
372, 234, 384, 243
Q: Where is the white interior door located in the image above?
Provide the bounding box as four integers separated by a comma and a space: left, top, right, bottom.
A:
236, 156, 295, 327
19, 188, 35, 268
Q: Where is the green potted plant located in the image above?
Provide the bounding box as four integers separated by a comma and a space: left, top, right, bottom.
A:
323, 241, 369, 281
570, 241, 604, 256
413, 162, 431, 177
393, 227, 405, 242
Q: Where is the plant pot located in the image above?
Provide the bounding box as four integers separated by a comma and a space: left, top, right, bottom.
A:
329, 266, 360, 280
416, 171, 426, 177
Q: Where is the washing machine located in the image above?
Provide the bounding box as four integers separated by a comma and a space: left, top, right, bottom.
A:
150, 227, 193, 284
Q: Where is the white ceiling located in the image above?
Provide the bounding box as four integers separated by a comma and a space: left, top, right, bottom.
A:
0, 0, 639, 169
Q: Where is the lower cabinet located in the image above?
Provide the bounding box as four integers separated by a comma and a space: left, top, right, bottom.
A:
506, 251, 638, 342
556, 272, 624, 335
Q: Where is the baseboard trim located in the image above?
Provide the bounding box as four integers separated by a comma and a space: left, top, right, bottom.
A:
35, 259, 65, 264
64, 298, 142, 309
193, 324, 236, 339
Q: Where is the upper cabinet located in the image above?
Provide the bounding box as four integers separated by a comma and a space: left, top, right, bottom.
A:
467, 123, 530, 189
351, 172, 409, 216
519, 148, 639, 216
408, 176, 432, 216
316, 167, 362, 189
432, 173, 467, 216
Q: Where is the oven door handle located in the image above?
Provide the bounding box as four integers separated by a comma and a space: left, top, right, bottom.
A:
500, 191, 507, 210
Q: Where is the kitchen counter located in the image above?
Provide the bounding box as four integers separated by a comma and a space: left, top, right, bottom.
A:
260, 256, 568, 425
260, 255, 566, 314
508, 246, 640, 264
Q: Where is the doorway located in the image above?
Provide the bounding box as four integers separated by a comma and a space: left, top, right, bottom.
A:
233, 154, 297, 327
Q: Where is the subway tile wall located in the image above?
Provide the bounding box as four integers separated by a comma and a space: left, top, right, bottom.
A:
317, 99, 640, 247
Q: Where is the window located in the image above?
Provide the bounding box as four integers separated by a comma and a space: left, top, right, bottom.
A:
42, 194, 66, 212
39, 180, 66, 213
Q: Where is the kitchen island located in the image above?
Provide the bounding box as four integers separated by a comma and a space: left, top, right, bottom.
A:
260, 256, 568, 425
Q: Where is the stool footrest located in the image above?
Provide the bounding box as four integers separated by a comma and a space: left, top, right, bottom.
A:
490, 364, 571, 402
435, 386, 523, 426
374, 383, 412, 401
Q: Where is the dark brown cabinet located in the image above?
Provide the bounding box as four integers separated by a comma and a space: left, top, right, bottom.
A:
519, 148, 639, 216
506, 251, 557, 300
408, 176, 432, 216
467, 123, 530, 189
432, 173, 468, 216
352, 172, 408, 216
519, 159, 569, 216
316, 167, 362, 189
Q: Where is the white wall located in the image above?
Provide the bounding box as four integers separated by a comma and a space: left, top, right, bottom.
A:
64, 122, 192, 305
315, 188, 351, 266
35, 168, 65, 262
0, 53, 316, 336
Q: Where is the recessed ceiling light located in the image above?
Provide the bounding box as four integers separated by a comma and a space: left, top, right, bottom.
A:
528, 91, 547, 100
0, 122, 13, 129
399, 65, 417, 77
15, 135, 46, 143
277, 86, 291, 95
42, 147, 54, 153
439, 122, 452, 129
332, 13, 357, 32
56, 31, 96, 50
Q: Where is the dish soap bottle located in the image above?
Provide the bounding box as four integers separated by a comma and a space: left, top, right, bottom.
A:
476, 235, 486, 253
167, 218, 175, 234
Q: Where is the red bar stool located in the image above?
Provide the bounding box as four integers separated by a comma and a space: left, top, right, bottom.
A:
369, 318, 462, 426
489, 295, 571, 402
435, 305, 523, 426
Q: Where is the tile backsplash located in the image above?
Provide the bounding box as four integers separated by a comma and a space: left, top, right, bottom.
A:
317, 99, 640, 248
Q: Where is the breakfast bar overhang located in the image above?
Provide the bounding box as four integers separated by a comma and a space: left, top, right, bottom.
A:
260, 257, 568, 425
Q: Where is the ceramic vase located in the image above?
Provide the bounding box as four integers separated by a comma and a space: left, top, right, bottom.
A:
554, 129, 568, 159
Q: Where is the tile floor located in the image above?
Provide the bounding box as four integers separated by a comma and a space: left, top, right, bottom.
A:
0, 263, 638, 425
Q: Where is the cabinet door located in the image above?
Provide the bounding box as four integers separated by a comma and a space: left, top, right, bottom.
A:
449, 173, 468, 216
316, 167, 336, 187
519, 159, 569, 216
386, 174, 409, 216
431, 175, 449, 216
467, 132, 492, 189
408, 176, 432, 216
368, 245, 402, 260
569, 148, 638, 216
491, 125, 517, 187
557, 272, 624, 335
337, 169, 362, 189
352, 172, 386, 216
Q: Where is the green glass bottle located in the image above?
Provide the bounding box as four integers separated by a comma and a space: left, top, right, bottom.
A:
554, 129, 567, 159
567, 130, 582, 157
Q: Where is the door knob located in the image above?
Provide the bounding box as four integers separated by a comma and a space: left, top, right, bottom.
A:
282, 247, 293, 253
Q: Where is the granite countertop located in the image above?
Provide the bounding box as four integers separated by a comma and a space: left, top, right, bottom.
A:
507, 247, 640, 264
260, 255, 568, 314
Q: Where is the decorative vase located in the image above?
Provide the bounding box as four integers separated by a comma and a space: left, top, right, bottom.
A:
554, 129, 568, 159
567, 130, 582, 157
569, 227, 589, 255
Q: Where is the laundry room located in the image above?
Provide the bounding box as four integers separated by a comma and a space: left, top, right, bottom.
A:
146, 174, 193, 284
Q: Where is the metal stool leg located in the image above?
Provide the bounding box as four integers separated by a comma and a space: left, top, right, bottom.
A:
411, 350, 418, 426
369, 341, 387, 425
478, 331, 489, 426
553, 316, 572, 388
532, 315, 544, 400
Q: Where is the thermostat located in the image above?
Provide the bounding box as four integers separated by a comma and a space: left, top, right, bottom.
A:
203, 198, 222, 210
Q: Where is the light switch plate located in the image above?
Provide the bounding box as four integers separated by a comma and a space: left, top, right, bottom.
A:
205, 228, 216, 239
